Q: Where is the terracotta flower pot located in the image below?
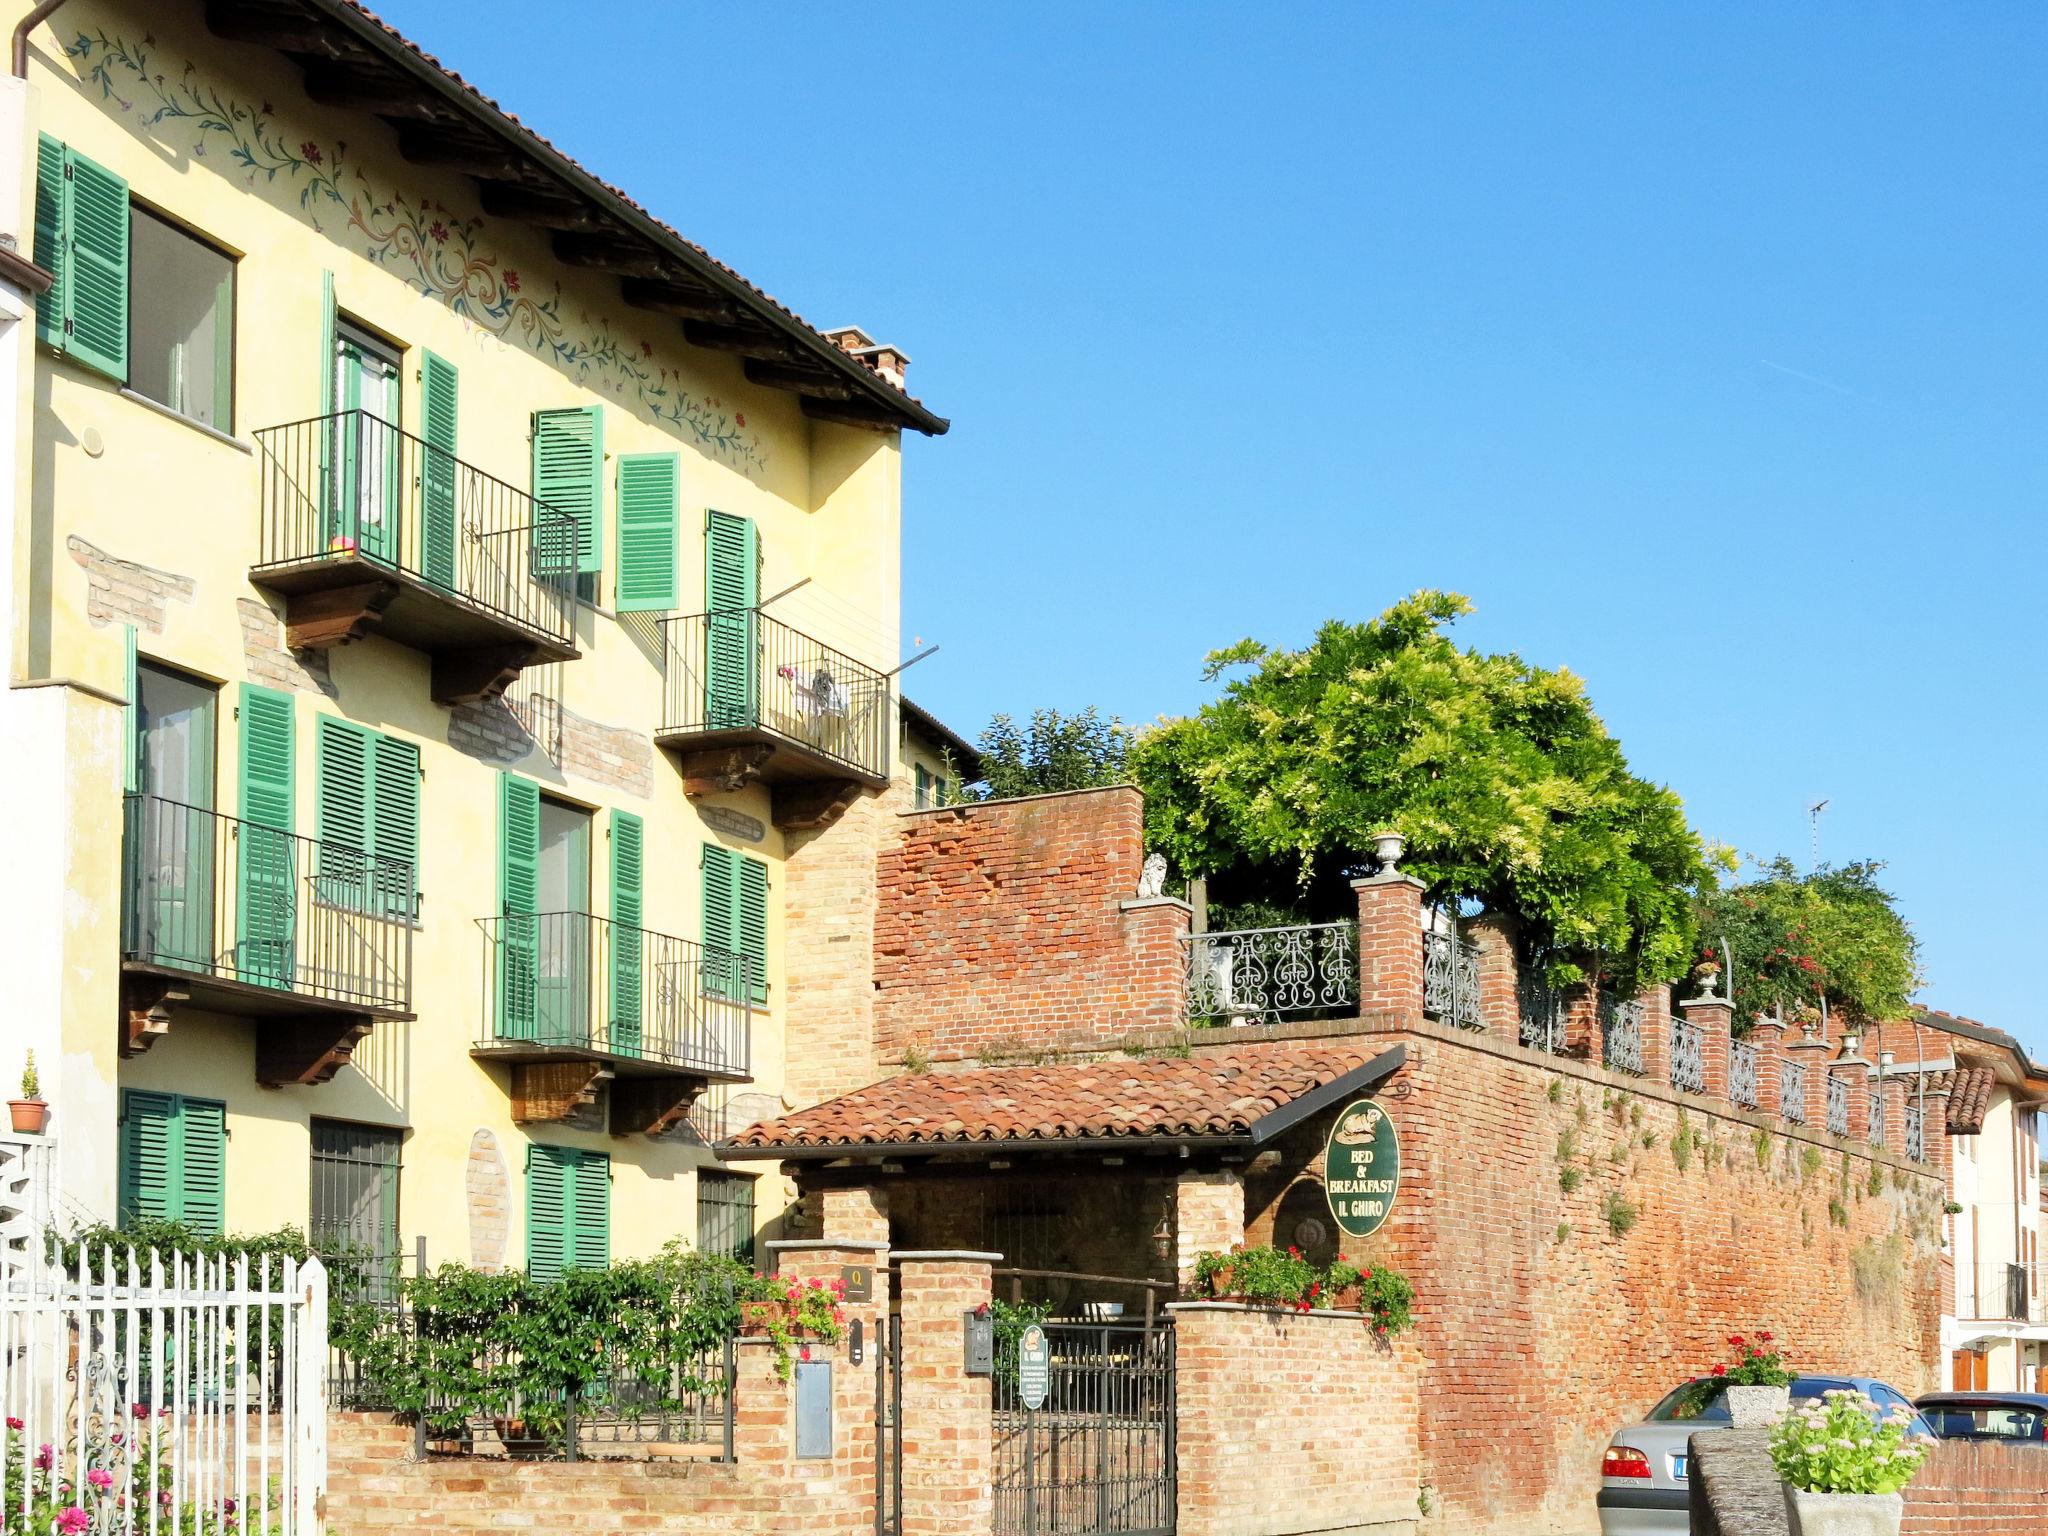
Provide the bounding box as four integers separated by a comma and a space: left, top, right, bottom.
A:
739, 1300, 785, 1336
1206, 1265, 1237, 1299
1782, 1487, 1903, 1536
1726, 1383, 1790, 1427
1330, 1285, 1364, 1312
8, 1099, 48, 1135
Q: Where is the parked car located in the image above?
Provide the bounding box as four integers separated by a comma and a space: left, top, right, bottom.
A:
1598, 1375, 1931, 1535
1915, 1390, 2048, 1443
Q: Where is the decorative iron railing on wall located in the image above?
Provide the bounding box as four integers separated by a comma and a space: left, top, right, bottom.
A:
1422, 930, 1483, 1030
121, 792, 413, 1012
1183, 922, 1356, 1024
1826, 1074, 1851, 1138
1518, 973, 1566, 1054
1904, 1102, 1925, 1162
1780, 1057, 1808, 1124
1600, 995, 1645, 1076
1729, 1039, 1759, 1109
475, 911, 752, 1078
1669, 1017, 1705, 1095
253, 411, 579, 648
1866, 1092, 1885, 1148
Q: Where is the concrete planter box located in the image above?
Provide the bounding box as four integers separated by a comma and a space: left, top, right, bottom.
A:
1782, 1486, 1903, 1536
1727, 1384, 1790, 1426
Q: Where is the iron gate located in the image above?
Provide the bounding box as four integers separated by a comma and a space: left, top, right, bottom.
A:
993, 1323, 1176, 1536
875, 1313, 903, 1536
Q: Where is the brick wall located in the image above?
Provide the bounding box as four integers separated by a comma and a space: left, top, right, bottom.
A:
873, 788, 1189, 1063
1172, 1304, 1420, 1536
896, 1255, 994, 1536
1901, 1437, 2048, 1534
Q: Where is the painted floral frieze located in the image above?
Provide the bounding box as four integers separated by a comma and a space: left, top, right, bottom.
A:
64, 28, 767, 472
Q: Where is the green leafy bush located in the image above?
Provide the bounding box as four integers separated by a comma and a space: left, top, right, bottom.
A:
1191, 1245, 1416, 1337
1769, 1389, 1932, 1494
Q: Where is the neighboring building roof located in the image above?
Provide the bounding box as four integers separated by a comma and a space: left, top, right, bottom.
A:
185, 0, 946, 436
900, 698, 983, 782
1913, 1010, 2048, 1087
1921, 1067, 1999, 1135
720, 1044, 1406, 1160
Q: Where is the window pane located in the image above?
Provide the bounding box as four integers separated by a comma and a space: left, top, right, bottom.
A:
129, 208, 232, 428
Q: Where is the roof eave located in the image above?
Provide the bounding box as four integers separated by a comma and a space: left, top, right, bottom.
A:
717, 1131, 1257, 1164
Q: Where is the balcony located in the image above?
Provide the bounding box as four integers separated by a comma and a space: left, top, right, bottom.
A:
474, 912, 753, 1137
119, 793, 414, 1086
1184, 922, 1356, 1025
251, 412, 580, 704
657, 610, 890, 827
1423, 929, 1483, 1032
1958, 1262, 2046, 1326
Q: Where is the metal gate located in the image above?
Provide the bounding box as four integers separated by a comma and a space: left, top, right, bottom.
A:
993, 1323, 1176, 1536
875, 1312, 903, 1536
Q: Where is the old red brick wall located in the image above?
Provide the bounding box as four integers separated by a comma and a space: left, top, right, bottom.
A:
1901, 1438, 2048, 1534
874, 788, 1188, 1062
1346, 1016, 1946, 1536
1172, 1304, 1420, 1536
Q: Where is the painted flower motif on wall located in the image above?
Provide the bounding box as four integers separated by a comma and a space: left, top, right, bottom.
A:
64, 28, 769, 474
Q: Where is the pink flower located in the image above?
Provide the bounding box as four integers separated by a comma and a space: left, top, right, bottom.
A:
503, 271, 521, 293
87, 1469, 113, 1491
4, 1416, 19, 1430
55, 1509, 88, 1534
429, 222, 448, 243
34, 1444, 53, 1470
299, 141, 322, 166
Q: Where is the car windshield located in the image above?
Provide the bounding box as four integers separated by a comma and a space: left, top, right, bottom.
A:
1923, 1405, 2047, 1442
1648, 1377, 1855, 1422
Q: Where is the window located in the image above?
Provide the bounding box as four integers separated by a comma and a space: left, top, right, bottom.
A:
696, 1171, 755, 1264
310, 1120, 402, 1294
315, 717, 420, 919
118, 1090, 226, 1233
129, 206, 234, 429
701, 843, 768, 1004
527, 1145, 608, 1283
914, 764, 951, 810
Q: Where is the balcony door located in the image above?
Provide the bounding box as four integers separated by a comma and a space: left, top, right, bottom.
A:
328, 322, 401, 565
534, 798, 591, 1045
127, 664, 217, 970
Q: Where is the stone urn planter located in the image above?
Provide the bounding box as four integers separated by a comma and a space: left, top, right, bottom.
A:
1781, 1487, 1904, 1536
1726, 1383, 1790, 1427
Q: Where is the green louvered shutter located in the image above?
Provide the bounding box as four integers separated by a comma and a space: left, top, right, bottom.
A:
526, 1145, 569, 1283
315, 716, 371, 909
570, 1152, 609, 1272
237, 685, 296, 989
118, 1090, 177, 1225
737, 854, 768, 1005
532, 406, 604, 577
63, 147, 129, 382
420, 351, 459, 590
703, 511, 757, 728
497, 773, 541, 1039
371, 733, 420, 923
176, 1097, 227, 1236
701, 843, 738, 1001
615, 454, 679, 611
33, 134, 66, 351
608, 811, 644, 1057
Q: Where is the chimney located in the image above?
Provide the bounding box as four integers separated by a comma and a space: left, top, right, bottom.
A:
821, 324, 911, 390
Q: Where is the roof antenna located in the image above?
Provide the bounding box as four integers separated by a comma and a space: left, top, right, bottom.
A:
1807, 798, 1830, 871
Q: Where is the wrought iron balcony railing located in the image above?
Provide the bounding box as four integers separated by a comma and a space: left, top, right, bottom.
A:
1183, 922, 1356, 1024
121, 792, 413, 1013
1957, 1262, 2045, 1325
1780, 1057, 1809, 1124
1904, 1102, 1925, 1162
658, 609, 890, 785
1670, 1017, 1705, 1095
475, 912, 752, 1079
1867, 1091, 1885, 1148
1423, 930, 1482, 1030
1826, 1073, 1851, 1138
1600, 995, 1645, 1075
1518, 974, 1566, 1054
252, 410, 579, 651
1729, 1039, 1759, 1109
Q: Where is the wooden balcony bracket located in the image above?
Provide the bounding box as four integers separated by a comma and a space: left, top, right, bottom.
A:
675, 744, 773, 798
772, 777, 864, 832
431, 643, 541, 706
511, 1060, 613, 1124
610, 1073, 704, 1139
282, 580, 401, 650
256, 1016, 373, 1089
120, 976, 189, 1059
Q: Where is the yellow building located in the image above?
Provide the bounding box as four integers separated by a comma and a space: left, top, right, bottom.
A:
2, 0, 946, 1280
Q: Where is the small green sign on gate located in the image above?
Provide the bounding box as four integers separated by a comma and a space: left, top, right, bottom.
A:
1323, 1097, 1400, 1238
1016, 1323, 1050, 1412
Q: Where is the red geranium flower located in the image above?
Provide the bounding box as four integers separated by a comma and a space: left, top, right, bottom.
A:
1710, 1364, 1727, 1377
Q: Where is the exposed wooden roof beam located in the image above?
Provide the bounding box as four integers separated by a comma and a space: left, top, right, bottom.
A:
301, 62, 448, 118
800, 395, 905, 432
395, 126, 525, 178
682, 319, 801, 362
476, 182, 612, 232
618, 278, 741, 323
551, 232, 689, 280
744, 359, 859, 400
207, 1, 362, 59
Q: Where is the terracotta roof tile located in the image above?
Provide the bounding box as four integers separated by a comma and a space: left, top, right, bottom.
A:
723, 1046, 1382, 1154
1922, 1067, 1998, 1135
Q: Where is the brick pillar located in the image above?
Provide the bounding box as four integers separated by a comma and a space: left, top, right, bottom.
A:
1560, 982, 1601, 1061
1466, 915, 1519, 1040
1684, 997, 1734, 1101
817, 1184, 891, 1246
1879, 1076, 1910, 1158
1636, 984, 1672, 1086
1835, 1058, 1871, 1142
1119, 896, 1193, 1034
1787, 1033, 1831, 1127
1749, 1020, 1785, 1114
1352, 874, 1425, 1021
895, 1253, 996, 1536
1920, 1085, 1952, 1178
1174, 1169, 1245, 1287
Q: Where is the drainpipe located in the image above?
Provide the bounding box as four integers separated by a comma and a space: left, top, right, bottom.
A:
12, 0, 72, 80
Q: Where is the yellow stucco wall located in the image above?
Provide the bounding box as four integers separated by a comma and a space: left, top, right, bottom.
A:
15, 0, 908, 1265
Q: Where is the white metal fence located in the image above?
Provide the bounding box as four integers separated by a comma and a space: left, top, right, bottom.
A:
2, 1243, 328, 1535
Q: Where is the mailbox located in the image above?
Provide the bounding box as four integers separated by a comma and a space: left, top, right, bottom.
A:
963, 1309, 994, 1376
849, 1316, 864, 1365
794, 1361, 832, 1459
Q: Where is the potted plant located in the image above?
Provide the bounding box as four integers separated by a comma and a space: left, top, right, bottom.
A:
1768, 1387, 1933, 1535
9, 1053, 48, 1134
1714, 1330, 1793, 1426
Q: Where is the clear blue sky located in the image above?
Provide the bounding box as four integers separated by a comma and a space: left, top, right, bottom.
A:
388, 2, 2046, 1054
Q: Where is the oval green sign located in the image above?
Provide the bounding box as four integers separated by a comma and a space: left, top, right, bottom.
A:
1323, 1097, 1400, 1238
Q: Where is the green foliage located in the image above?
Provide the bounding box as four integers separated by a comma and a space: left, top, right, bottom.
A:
1131, 593, 1714, 990
1555, 1223, 1572, 1245
1754, 1129, 1774, 1168
990, 1298, 1053, 1394
972, 707, 1130, 800
1866, 1163, 1885, 1199
4, 1421, 273, 1535
1603, 1191, 1639, 1237
1545, 1078, 1563, 1105
1801, 1147, 1824, 1185
1769, 1389, 1932, 1494
1608, 1140, 1630, 1165
1693, 858, 1921, 1031
1828, 1198, 1849, 1229
1717, 1329, 1793, 1388
1559, 1167, 1585, 1194
1851, 1236, 1907, 1304
1193, 1246, 1416, 1336
901, 1042, 932, 1074
19, 1049, 39, 1099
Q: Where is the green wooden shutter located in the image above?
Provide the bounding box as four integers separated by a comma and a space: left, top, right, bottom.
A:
63, 146, 129, 382
371, 733, 420, 921
237, 685, 296, 989
608, 811, 644, 1057
738, 853, 768, 1005
571, 1152, 609, 1272
701, 842, 738, 1000
532, 407, 604, 577
615, 453, 679, 611
32, 134, 65, 351
703, 511, 758, 728
315, 715, 371, 909
118, 1090, 177, 1225
176, 1097, 228, 1236
526, 1145, 569, 1284
419, 351, 459, 590
497, 773, 541, 1039
121, 625, 138, 794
